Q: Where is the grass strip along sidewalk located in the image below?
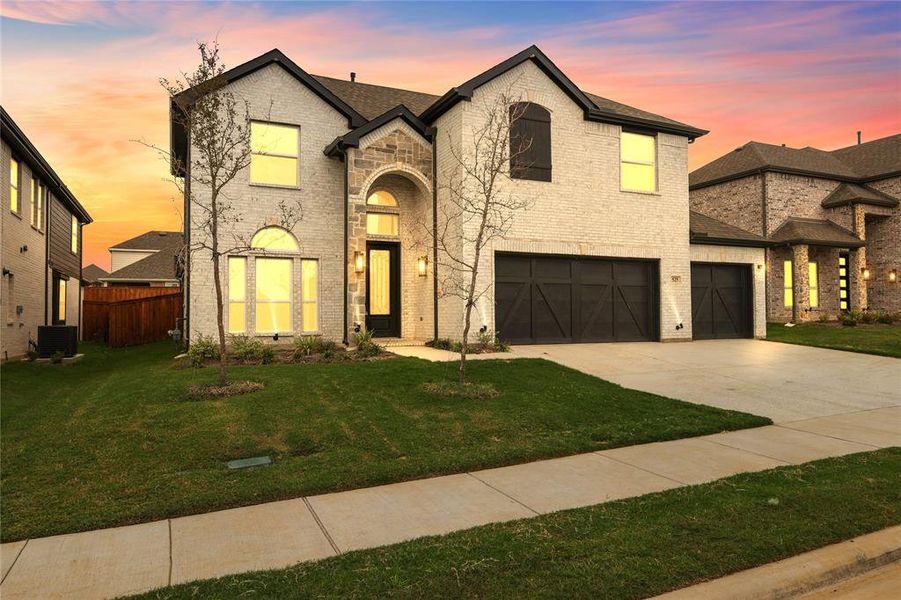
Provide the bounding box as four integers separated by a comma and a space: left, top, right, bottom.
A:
133, 448, 900, 600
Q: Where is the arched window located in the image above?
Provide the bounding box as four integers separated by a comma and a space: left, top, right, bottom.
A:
251, 227, 299, 252
366, 191, 397, 207
366, 191, 399, 236
509, 102, 551, 182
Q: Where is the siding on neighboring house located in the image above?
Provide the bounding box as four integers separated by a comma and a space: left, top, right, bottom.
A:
110, 249, 155, 272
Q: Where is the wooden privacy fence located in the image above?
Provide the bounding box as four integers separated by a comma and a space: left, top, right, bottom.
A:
82, 288, 182, 347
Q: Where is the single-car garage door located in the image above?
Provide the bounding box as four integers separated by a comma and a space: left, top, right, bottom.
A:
495, 253, 658, 344
690, 263, 753, 339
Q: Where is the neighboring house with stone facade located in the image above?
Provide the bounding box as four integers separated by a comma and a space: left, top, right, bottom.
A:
174, 45, 773, 346
690, 135, 900, 322
1, 106, 92, 360
99, 231, 182, 287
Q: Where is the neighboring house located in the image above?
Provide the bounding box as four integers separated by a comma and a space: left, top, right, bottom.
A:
173, 45, 770, 346
99, 231, 183, 287
690, 135, 899, 322
81, 264, 108, 287
1, 106, 93, 360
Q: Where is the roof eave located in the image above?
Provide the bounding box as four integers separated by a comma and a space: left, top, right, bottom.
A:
771, 237, 866, 249
690, 234, 772, 248
325, 105, 432, 158
691, 166, 901, 191
587, 109, 708, 140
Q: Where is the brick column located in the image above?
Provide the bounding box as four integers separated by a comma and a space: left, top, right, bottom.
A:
850, 205, 868, 311
792, 244, 810, 322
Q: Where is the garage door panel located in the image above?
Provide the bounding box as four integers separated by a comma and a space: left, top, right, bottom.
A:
495, 254, 658, 344
691, 263, 752, 340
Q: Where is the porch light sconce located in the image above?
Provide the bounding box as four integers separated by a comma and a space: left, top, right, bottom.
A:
890, 269, 897, 283
861, 267, 871, 281
354, 251, 365, 273
417, 256, 428, 277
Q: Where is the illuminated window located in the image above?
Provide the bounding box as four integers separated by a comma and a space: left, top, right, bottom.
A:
251, 227, 299, 252
783, 260, 793, 307
839, 254, 849, 311
250, 122, 299, 186
31, 181, 45, 230
301, 260, 318, 332
255, 257, 292, 333
10, 157, 19, 214
228, 257, 246, 334
808, 262, 818, 308
366, 213, 399, 236
621, 132, 656, 192
58, 278, 67, 322
366, 191, 397, 207
70, 215, 79, 253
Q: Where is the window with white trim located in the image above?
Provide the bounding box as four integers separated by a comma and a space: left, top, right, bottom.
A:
71, 215, 79, 253
620, 132, 656, 192
783, 260, 793, 308
10, 157, 20, 214
250, 122, 299, 187
228, 257, 246, 333
808, 262, 819, 308
301, 259, 318, 332
255, 257, 292, 333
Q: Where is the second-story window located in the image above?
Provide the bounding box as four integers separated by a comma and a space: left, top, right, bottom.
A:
71, 215, 79, 254
621, 132, 657, 193
31, 181, 45, 230
509, 102, 551, 182
10, 157, 20, 214
250, 121, 299, 187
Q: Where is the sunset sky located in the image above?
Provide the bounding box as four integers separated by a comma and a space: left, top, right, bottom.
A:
2, 1, 899, 270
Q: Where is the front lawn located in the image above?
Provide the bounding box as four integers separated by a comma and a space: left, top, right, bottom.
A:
133, 449, 901, 600
767, 322, 901, 358
0, 342, 768, 541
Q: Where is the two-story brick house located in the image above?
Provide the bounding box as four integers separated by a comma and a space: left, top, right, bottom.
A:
690, 135, 899, 322
1, 106, 93, 360
175, 46, 771, 346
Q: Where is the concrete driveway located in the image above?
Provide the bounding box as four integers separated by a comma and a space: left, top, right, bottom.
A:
512, 340, 901, 423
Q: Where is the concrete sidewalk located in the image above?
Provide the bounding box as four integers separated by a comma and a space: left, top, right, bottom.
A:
1, 407, 897, 599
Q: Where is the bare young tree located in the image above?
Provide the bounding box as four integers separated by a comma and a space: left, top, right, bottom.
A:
156, 41, 300, 385
436, 90, 536, 385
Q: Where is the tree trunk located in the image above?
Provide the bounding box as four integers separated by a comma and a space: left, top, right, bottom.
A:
211, 250, 228, 386
459, 300, 471, 385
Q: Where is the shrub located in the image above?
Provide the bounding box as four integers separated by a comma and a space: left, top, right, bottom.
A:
50, 351, 64, 364
188, 335, 220, 367
354, 328, 382, 358
859, 310, 878, 324
426, 338, 454, 351
875, 311, 894, 325
230, 335, 274, 364
817, 312, 831, 323
319, 339, 339, 359
293, 335, 320, 358
25, 349, 38, 362
840, 313, 858, 327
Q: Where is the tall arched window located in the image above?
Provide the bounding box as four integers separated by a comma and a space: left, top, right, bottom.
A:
366, 191, 399, 236
509, 102, 551, 182
251, 226, 299, 251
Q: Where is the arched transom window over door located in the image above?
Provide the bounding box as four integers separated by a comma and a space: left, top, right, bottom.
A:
251, 226, 300, 251
366, 191, 399, 236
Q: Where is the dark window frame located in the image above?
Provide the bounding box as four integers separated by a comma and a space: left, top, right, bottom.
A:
509, 102, 552, 182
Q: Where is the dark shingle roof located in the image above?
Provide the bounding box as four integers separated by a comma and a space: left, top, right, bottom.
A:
110, 231, 183, 251
690, 134, 901, 188
584, 92, 699, 132
769, 217, 864, 248
689, 211, 769, 247
821, 183, 899, 209
312, 75, 439, 121
82, 264, 109, 283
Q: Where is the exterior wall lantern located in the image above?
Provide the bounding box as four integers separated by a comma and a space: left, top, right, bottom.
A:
861, 267, 870, 281
417, 256, 428, 277
354, 251, 365, 273
890, 269, 897, 283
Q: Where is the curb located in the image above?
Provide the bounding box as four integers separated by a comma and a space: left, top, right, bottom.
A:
653, 524, 901, 599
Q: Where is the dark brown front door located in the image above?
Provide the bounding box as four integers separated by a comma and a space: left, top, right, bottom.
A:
365, 241, 400, 337
690, 263, 753, 339
494, 253, 658, 344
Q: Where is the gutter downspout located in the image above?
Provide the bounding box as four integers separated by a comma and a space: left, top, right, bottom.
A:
431, 126, 439, 341
183, 138, 191, 348
44, 196, 50, 325
343, 151, 349, 345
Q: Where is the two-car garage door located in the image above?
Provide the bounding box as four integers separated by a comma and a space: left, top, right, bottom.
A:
495, 253, 659, 344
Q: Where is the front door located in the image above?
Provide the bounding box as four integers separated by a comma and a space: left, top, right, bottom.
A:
365, 242, 400, 337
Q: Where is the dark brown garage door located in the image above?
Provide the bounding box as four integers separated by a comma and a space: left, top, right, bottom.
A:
691, 263, 753, 340
495, 253, 658, 344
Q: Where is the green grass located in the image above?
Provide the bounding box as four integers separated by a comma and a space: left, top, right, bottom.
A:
130, 449, 901, 600
767, 322, 901, 358
0, 342, 769, 542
